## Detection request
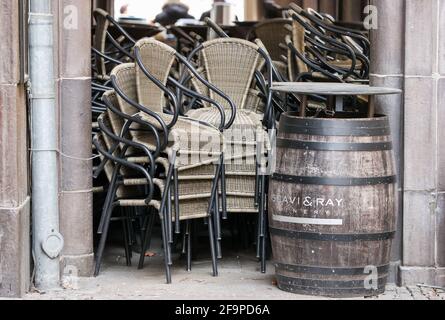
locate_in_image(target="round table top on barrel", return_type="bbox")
[271,82,402,96]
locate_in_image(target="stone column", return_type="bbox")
[318,0,338,18]
[369,0,405,283]
[341,0,363,21]
[0,0,31,297]
[399,0,445,286]
[53,0,94,277]
[302,0,318,11]
[245,0,263,20]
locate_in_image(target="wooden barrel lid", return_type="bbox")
[271,82,402,96]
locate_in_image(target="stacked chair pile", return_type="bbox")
[92,16,276,283]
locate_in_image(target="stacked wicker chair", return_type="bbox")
[94,72,224,283]
[284,4,370,83]
[271,4,371,116]
[94,35,247,282]
[177,21,275,272]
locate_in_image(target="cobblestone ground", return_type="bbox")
[18,246,445,301]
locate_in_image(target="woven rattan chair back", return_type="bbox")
[110,63,140,117]
[103,90,125,136]
[135,38,177,113]
[289,19,308,78]
[93,9,111,78]
[253,19,291,62]
[109,63,155,144]
[199,38,262,112]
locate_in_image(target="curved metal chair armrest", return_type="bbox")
[167,76,226,132]
[111,74,173,144]
[204,18,229,38]
[97,116,156,177]
[174,50,237,130]
[92,47,123,66]
[189,31,204,43]
[285,36,343,82]
[288,10,358,78]
[93,137,154,205]
[105,14,137,45]
[291,3,369,49]
[305,45,352,77]
[133,46,180,129]
[102,91,164,157]
[106,32,134,60]
[170,26,196,45]
[93,82,113,91]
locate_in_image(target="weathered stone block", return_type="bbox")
[59,191,94,256]
[0,0,20,84]
[436,193,445,267]
[59,79,93,192]
[399,266,445,287]
[439,0,445,75]
[0,84,29,208]
[404,77,436,191]
[0,199,30,298]
[60,253,94,278]
[370,0,405,75]
[57,0,92,78]
[405,0,435,76]
[403,191,436,267]
[437,79,445,191]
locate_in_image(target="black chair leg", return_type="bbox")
[214,188,222,259]
[138,209,155,270]
[255,163,260,207]
[186,220,192,272]
[256,217,261,259]
[181,221,187,255]
[121,209,132,267]
[167,187,173,244]
[160,157,175,266]
[126,208,134,259]
[220,155,228,220]
[98,170,119,234]
[174,169,181,234]
[160,214,172,284]
[259,175,267,273]
[94,202,117,277]
[207,215,218,277]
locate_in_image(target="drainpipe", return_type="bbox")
[29,0,64,290]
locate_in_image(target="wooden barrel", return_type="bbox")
[268,112,397,298]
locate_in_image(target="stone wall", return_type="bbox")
[52,0,94,278]
[399,0,445,286]
[371,0,445,286]
[0,0,31,298]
